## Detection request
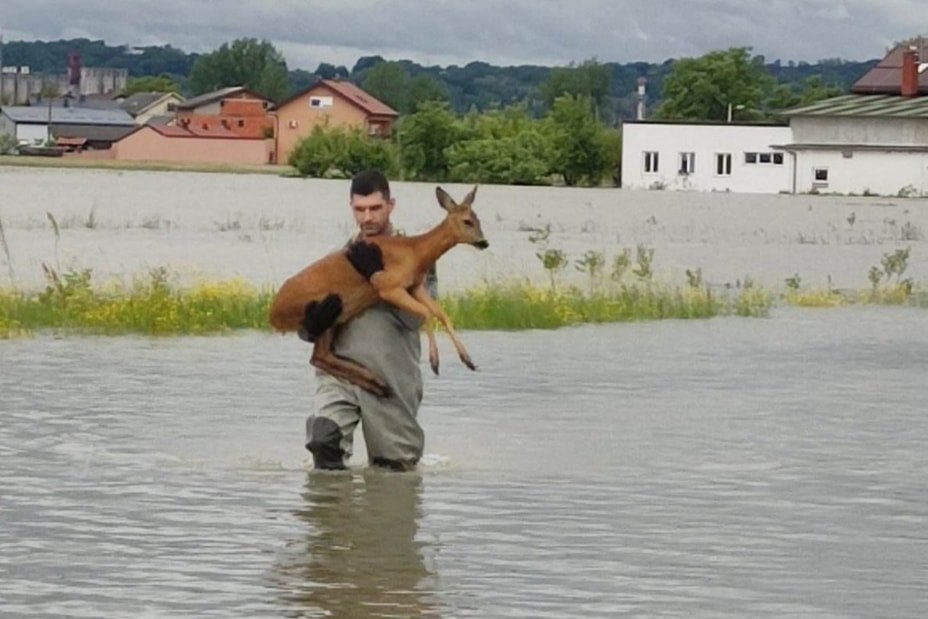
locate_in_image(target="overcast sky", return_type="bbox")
[2,0,925,70]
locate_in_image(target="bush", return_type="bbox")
[288,125,398,178]
[0,134,19,155]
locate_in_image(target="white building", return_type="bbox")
[621,121,792,193]
[620,43,928,197]
[0,105,135,146]
[777,94,928,196]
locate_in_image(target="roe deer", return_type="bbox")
[268,186,488,397]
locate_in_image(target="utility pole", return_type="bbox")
[0,28,5,105]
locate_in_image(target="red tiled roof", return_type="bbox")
[320,79,399,116]
[852,40,928,95]
[275,79,399,117]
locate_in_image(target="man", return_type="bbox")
[305,169,435,471]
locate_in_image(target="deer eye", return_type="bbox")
[463,219,475,227]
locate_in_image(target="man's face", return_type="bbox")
[350,191,394,238]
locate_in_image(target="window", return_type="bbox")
[814,168,829,182]
[745,151,785,165]
[643,151,659,173]
[715,153,732,176]
[679,152,695,174]
[309,96,333,108]
[237,119,245,128]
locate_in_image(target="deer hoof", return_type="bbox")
[460,355,477,371]
[430,359,440,376]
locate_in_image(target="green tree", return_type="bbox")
[406,73,450,112]
[654,47,774,121]
[545,94,611,186]
[446,105,550,184]
[121,73,181,96]
[539,59,611,116]
[397,101,461,180]
[361,61,411,112]
[766,75,843,111]
[188,38,289,101]
[314,62,349,80]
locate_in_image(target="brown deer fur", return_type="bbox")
[268,186,488,397]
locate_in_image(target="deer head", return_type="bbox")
[436,186,489,249]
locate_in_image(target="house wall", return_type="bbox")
[0,113,14,139]
[621,122,793,193]
[135,95,183,125]
[793,149,928,196]
[792,116,928,146]
[113,127,272,165]
[175,98,273,143]
[11,122,49,144]
[274,84,371,164]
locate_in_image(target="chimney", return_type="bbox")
[901,49,919,97]
[636,76,647,121]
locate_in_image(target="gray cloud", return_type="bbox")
[2,0,925,70]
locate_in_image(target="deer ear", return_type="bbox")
[435,186,457,211]
[462,185,478,207]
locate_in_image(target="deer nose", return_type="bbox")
[473,240,489,249]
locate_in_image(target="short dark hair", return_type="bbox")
[350,169,391,199]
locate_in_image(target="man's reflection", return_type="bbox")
[272,469,437,618]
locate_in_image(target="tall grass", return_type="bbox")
[0,266,772,338]
[441,281,769,330]
[0,267,271,337]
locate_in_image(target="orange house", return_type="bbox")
[273,79,398,165]
[173,86,275,140]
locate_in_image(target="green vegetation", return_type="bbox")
[2,242,925,340]
[0,267,271,338]
[655,48,773,122]
[188,38,290,101]
[288,125,399,178]
[290,96,618,186]
[0,265,770,339]
[121,74,182,96]
[359,61,449,114]
[781,248,919,308]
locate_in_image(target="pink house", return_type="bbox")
[113,124,274,165]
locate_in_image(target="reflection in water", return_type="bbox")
[270,470,438,618]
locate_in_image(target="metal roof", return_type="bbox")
[121,92,180,116]
[1,105,136,125]
[783,94,928,119]
[174,86,269,110]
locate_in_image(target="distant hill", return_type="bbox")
[1,38,879,120]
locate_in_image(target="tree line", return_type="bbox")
[289,97,621,187]
[3,37,878,121]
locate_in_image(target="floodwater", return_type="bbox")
[1,167,927,617]
[1,165,927,292]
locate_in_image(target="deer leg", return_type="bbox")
[373,284,442,374]
[310,329,391,398]
[412,283,477,371]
